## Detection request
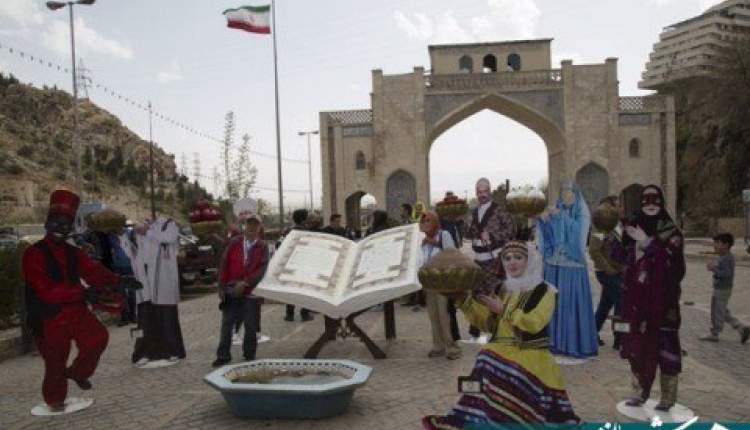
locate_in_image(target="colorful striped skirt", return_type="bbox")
[422,349,580,429]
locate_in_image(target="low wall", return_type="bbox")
[717,217,744,240]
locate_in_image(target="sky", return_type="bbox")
[0,0,724,210]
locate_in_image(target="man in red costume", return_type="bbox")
[23,190,135,412]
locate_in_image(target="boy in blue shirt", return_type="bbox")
[700,233,750,343]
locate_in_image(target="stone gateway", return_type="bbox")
[319,39,676,223]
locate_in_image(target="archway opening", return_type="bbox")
[507,53,521,71]
[385,170,416,220]
[459,55,473,73]
[576,162,610,210]
[482,54,497,73]
[345,191,378,236]
[429,109,548,208]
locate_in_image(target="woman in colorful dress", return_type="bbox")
[423,241,580,429]
[536,182,598,359]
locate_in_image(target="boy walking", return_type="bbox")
[700,233,750,343]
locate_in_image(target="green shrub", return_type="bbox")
[6,163,23,175]
[16,145,33,158]
[0,243,26,330]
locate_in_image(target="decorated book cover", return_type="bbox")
[255,223,421,318]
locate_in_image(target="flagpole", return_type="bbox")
[271,0,285,230]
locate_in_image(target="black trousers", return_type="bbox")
[285,304,311,319]
[217,297,259,361]
[447,298,461,341]
[234,298,262,333]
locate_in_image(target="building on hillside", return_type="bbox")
[640,0,750,90]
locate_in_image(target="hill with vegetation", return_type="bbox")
[672,40,750,234]
[0,73,210,225]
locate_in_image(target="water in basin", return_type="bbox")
[231,369,349,385]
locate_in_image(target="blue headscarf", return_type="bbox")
[537,182,591,265]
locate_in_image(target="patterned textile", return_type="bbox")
[468,202,516,257]
[422,350,579,430]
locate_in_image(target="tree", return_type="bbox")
[221,111,235,198]
[180,152,189,178]
[83,145,93,166]
[674,38,750,220]
[106,145,124,177]
[232,133,258,199]
[257,198,271,216]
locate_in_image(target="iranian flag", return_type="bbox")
[223,5,271,34]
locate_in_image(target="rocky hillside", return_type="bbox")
[0,73,209,225]
[673,40,750,234]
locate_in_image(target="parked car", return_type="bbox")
[0,234,18,251]
[177,225,217,287]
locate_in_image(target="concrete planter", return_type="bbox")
[204,359,372,419]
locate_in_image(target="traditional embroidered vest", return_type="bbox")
[490,282,552,349]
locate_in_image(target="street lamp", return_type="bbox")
[298,130,319,211]
[46,0,97,198]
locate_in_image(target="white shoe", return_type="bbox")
[232,333,242,345]
[168,356,180,362]
[134,358,149,367]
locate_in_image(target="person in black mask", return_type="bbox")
[23,190,139,413]
[619,185,685,411]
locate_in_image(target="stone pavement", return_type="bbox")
[1,257,750,429]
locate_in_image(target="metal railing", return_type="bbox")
[425,69,563,92]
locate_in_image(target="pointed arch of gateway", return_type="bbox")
[425,92,566,200]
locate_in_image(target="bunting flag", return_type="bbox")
[223,5,271,34]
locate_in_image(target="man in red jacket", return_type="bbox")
[213,216,270,367]
[22,190,126,413]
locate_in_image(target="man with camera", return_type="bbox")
[212,215,269,367]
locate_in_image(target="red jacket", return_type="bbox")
[22,235,119,306]
[218,236,269,296]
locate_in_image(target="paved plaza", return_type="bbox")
[1,248,750,429]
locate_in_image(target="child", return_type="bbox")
[700,233,750,343]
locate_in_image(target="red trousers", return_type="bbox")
[35,304,108,406]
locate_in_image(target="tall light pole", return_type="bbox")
[298,130,318,211]
[46,0,96,198]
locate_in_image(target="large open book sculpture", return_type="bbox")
[255,224,421,318]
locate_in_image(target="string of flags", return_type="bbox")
[0,39,308,165]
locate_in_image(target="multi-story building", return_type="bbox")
[640,0,750,90]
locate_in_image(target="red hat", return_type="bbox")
[48,189,80,218]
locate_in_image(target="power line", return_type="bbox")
[0,39,309,165]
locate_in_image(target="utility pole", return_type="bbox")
[192,152,201,183]
[76,57,92,100]
[148,101,156,220]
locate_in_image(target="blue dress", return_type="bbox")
[536,188,598,358]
